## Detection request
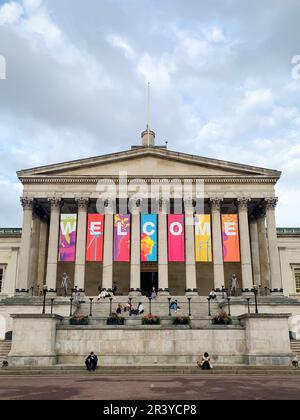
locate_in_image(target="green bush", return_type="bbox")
[142,314,160,325]
[172,316,191,326]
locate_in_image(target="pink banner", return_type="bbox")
[59,214,77,262]
[168,215,185,262]
[86,214,104,262]
[114,214,131,262]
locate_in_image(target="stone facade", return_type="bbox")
[1,136,300,366]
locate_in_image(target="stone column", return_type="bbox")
[37,217,49,289]
[184,199,198,296]
[210,198,224,291]
[265,198,283,295]
[45,197,61,294]
[29,212,41,291]
[249,216,261,288]
[74,197,89,293]
[158,199,169,296]
[102,212,114,291]
[16,197,34,295]
[237,198,253,293]
[256,209,271,290]
[130,207,141,296]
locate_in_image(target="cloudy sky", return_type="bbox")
[0,0,300,227]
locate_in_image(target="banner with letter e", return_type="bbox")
[222,214,240,262]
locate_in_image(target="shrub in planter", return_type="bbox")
[69,315,89,325]
[172,316,191,326]
[212,310,232,325]
[107,313,125,325]
[142,314,160,325]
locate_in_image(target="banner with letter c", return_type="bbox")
[195,214,212,262]
[222,214,240,262]
[141,214,157,262]
[168,214,185,262]
[59,214,77,262]
[86,214,104,262]
[114,214,131,262]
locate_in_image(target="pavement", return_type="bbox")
[0,374,300,400]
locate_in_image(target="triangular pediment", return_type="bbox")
[17,147,281,179]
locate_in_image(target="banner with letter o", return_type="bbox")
[168,214,185,262]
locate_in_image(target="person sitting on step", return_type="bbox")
[197,352,213,370]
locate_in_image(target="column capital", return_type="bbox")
[48,196,62,210]
[236,197,251,211]
[184,197,196,213]
[75,197,89,210]
[209,197,223,212]
[20,197,34,210]
[159,198,170,213]
[264,197,278,210]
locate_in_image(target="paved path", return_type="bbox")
[0,374,300,400]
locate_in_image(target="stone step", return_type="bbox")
[1,365,300,376]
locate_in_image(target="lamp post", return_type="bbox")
[221,285,225,300]
[109,297,113,316]
[42,286,48,314]
[69,298,74,317]
[31,287,34,297]
[187,297,192,317]
[148,297,152,315]
[50,298,55,315]
[37,284,40,297]
[207,297,211,317]
[252,287,259,314]
[129,298,133,316]
[246,298,250,314]
[89,298,94,317]
[227,297,231,316]
[168,297,172,317]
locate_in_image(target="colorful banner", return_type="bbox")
[222,214,240,262]
[114,214,131,262]
[86,214,104,262]
[168,215,185,262]
[141,214,158,262]
[59,214,77,262]
[195,214,212,262]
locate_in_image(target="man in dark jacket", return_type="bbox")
[85,352,98,371]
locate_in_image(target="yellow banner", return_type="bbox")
[195,214,212,262]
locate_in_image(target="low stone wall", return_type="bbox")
[56,325,246,365]
[7,313,294,367]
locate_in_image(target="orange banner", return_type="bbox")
[222,214,240,262]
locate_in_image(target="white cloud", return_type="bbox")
[204,27,226,43]
[107,34,136,59]
[137,53,174,89]
[0,2,24,25]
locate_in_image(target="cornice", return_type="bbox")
[19,175,279,185]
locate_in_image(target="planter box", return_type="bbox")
[107,318,125,326]
[69,318,89,326]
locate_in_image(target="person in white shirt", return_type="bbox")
[209,289,217,300]
[138,302,144,315]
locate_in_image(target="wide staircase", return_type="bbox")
[291,341,300,358]
[79,296,219,319]
[0,341,11,365]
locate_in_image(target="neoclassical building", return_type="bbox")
[0,129,299,300]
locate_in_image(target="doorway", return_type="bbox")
[141,272,158,297]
